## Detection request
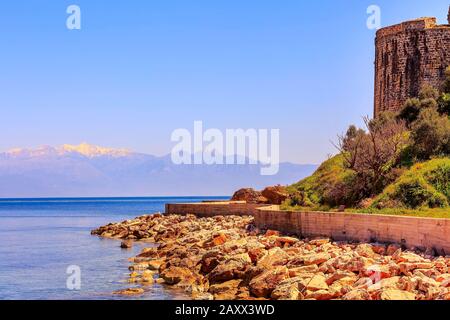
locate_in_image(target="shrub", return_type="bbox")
[399,98,421,124]
[399,85,441,125]
[418,84,440,100]
[282,190,314,208]
[437,93,450,116]
[410,108,450,160]
[442,66,450,93]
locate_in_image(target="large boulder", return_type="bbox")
[160,266,194,285]
[208,253,252,283]
[378,289,416,300]
[249,266,290,298]
[271,278,303,300]
[261,185,289,205]
[230,188,268,204]
[342,289,371,300]
[209,279,242,300]
[257,247,290,269]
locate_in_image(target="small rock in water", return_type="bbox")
[113,288,144,296]
[120,240,133,249]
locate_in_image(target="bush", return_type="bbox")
[399,85,441,124]
[443,66,450,93]
[418,84,440,100]
[438,93,450,116]
[410,108,450,160]
[399,98,421,124]
[282,190,314,208]
[372,158,450,209]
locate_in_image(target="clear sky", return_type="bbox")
[1,0,449,164]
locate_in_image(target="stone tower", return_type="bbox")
[374,8,450,118]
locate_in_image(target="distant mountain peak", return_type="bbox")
[4,143,132,158]
[60,143,131,158]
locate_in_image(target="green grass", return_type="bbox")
[280,205,450,219]
[372,158,450,209]
[346,207,450,219]
[288,154,355,206]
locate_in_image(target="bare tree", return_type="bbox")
[336,114,408,195]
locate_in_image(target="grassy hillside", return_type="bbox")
[286,154,355,208]
[283,157,450,218]
[372,158,449,209]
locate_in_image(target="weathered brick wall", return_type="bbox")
[374,16,450,117]
[255,206,450,255]
[165,202,270,217]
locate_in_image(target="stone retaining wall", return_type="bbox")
[255,206,450,255]
[165,202,450,254]
[165,201,270,217]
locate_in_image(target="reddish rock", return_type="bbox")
[265,230,280,237]
[364,264,391,280]
[120,240,133,249]
[305,289,336,300]
[303,253,331,266]
[395,252,427,264]
[261,185,289,205]
[309,238,330,246]
[342,289,371,300]
[355,244,376,258]
[209,279,242,300]
[249,266,290,298]
[386,244,401,256]
[378,289,416,300]
[212,233,228,247]
[230,188,268,204]
[271,278,303,300]
[257,247,290,269]
[248,247,267,264]
[160,266,194,285]
[303,274,329,292]
[113,288,145,296]
[200,251,224,274]
[208,254,252,283]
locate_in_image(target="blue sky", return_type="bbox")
[1,0,449,164]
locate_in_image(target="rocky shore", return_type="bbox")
[91,214,450,300]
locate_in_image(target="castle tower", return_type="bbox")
[374,11,450,118]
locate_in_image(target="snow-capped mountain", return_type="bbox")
[0,143,317,197]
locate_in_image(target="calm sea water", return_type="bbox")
[0,197,228,300]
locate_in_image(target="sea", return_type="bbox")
[0,196,228,300]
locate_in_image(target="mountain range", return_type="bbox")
[0,143,317,197]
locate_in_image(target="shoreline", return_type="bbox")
[91,213,450,300]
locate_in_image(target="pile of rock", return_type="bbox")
[94,214,450,300]
[91,213,164,241]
